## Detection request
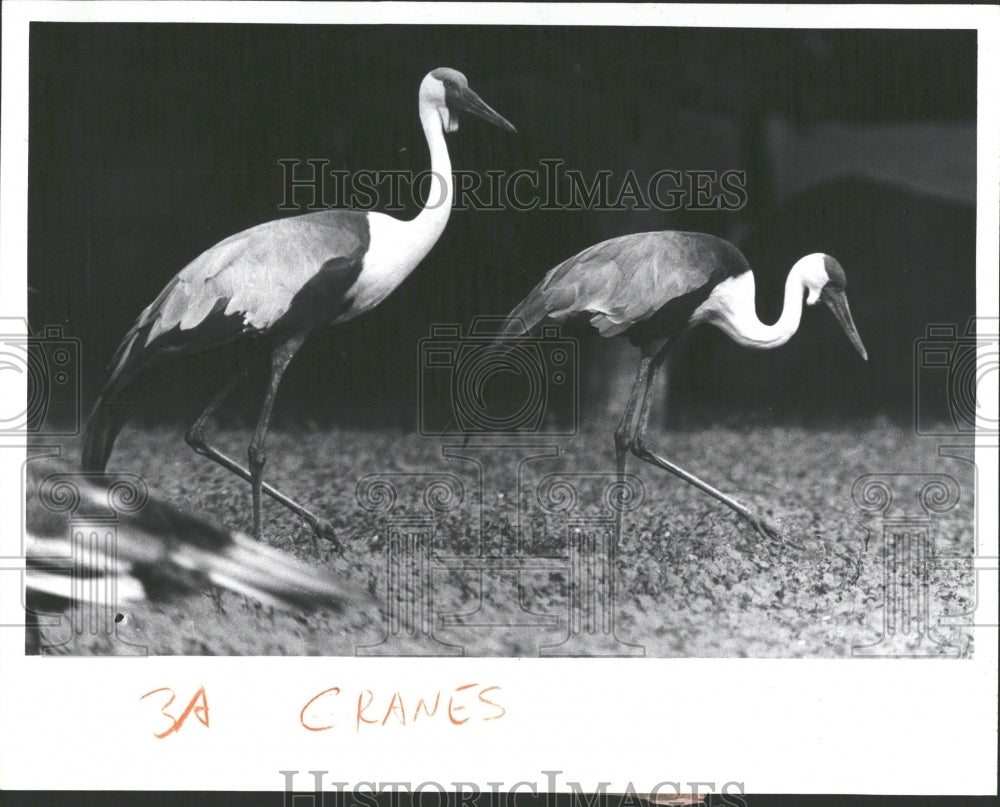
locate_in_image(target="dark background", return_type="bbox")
[27,24,976,431]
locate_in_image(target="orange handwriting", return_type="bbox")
[298,683,506,732]
[140,685,210,739]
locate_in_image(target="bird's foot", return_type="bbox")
[746,512,803,551]
[309,517,340,551]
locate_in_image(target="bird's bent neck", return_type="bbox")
[691,264,806,349]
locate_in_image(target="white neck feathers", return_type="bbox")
[407,103,454,257]
[340,102,455,322]
[366,103,453,270]
[690,264,807,349]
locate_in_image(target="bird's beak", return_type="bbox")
[448,84,517,133]
[820,286,868,361]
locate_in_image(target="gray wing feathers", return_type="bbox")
[106,211,367,384]
[84,211,368,473]
[503,231,734,338]
[142,211,365,343]
[499,286,556,336]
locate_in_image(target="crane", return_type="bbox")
[494,230,868,541]
[82,67,516,542]
[24,457,374,652]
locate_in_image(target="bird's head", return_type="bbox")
[420,68,517,134]
[797,253,868,361]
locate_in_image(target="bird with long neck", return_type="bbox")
[341,68,497,319]
[495,231,868,542]
[81,67,515,543]
[688,252,866,353]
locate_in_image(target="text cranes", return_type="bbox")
[82,68,515,542]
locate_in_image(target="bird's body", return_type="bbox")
[101,210,369,394]
[24,457,373,653]
[497,230,868,540]
[500,231,748,344]
[82,68,515,541]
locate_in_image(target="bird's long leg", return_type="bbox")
[184,354,335,545]
[630,347,788,545]
[613,355,651,541]
[249,336,315,542]
[185,368,248,458]
[186,373,315,518]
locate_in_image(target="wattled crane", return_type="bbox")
[495,231,868,541]
[82,68,516,542]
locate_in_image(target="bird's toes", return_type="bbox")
[312,518,340,550]
[749,513,802,551]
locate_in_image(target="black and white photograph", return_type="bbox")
[1,1,997,797]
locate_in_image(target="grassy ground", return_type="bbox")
[34,418,976,657]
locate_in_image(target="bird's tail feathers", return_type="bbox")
[80,394,122,472]
[26,458,372,614]
[80,329,145,472]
